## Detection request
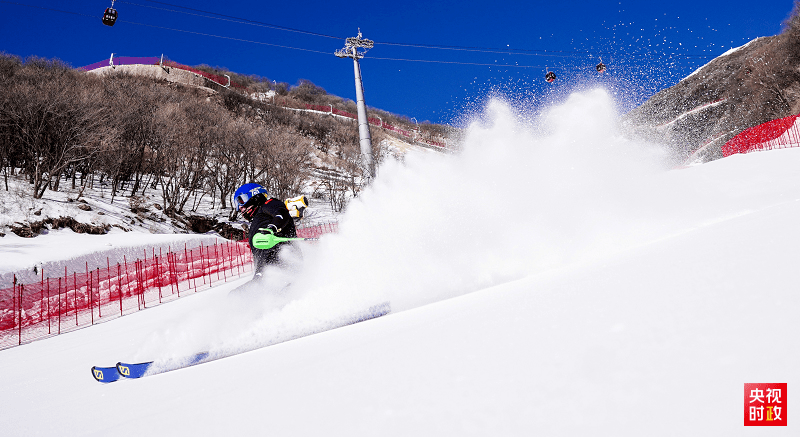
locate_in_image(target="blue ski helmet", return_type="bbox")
[234,183,268,209]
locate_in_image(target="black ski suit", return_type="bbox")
[247,197,297,274]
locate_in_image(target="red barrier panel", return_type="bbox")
[722,114,800,157]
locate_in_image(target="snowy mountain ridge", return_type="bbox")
[624,6,800,164]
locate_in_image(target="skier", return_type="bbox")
[234,183,297,277]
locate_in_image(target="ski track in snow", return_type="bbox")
[656,99,727,130]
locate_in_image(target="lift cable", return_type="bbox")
[368,56,544,68]
[125,0,712,59]
[0,0,713,67]
[124,20,334,55]
[0,1,544,67]
[123,0,598,59]
[124,0,601,58]
[0,0,97,20]
[117,0,342,40]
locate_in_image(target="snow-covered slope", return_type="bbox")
[1,89,798,435]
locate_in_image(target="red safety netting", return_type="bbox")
[0,222,339,349]
[722,114,800,157]
[296,222,338,239]
[79,57,248,90]
[301,103,449,150]
[159,60,249,91]
[0,240,253,349]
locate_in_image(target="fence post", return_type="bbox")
[167,246,176,297]
[136,260,142,308]
[58,277,61,335]
[97,268,102,319]
[107,257,111,317]
[18,284,23,345]
[156,254,162,304]
[141,251,147,309]
[89,270,94,325]
[155,248,162,303]
[140,260,146,309]
[46,278,51,334]
[214,243,220,281]
[205,243,212,285]
[73,272,78,326]
[203,243,211,285]
[198,243,204,286]
[63,266,67,325]
[194,242,206,292]
[235,242,242,276]
[117,263,122,316]
[184,244,190,292]
[12,282,17,345]
[124,255,137,311]
[201,243,208,285]
[143,250,147,303]
[135,260,141,309]
[86,262,92,325]
[174,251,181,297]
[163,247,173,297]
[192,248,197,293]
[221,242,227,283]
[170,251,177,297]
[40,268,44,323]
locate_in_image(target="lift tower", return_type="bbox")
[335,30,375,180]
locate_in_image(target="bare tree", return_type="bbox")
[152,100,220,214]
[1,59,113,198]
[265,131,312,200]
[208,117,249,212]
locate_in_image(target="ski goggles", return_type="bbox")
[235,192,253,207]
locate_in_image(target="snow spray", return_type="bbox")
[142,88,698,359]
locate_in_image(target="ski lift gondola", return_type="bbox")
[596,58,606,73]
[545,71,556,83]
[102,0,117,27]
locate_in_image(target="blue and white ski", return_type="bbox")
[92,302,390,383]
[91,365,121,383]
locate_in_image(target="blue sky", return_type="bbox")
[0,0,795,124]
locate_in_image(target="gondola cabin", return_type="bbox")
[545,71,556,83]
[596,62,606,73]
[102,7,117,26]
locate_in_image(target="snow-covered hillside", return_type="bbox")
[1,89,798,435]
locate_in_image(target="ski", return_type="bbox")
[91,365,121,383]
[91,301,390,383]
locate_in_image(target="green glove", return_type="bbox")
[252,227,316,249]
